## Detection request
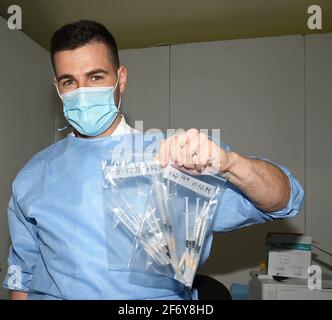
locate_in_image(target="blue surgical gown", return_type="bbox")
[2,133,304,299]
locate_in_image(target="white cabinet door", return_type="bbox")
[170,36,305,179]
[305,33,332,255]
[119,46,170,131]
[170,36,305,286]
[170,35,305,222]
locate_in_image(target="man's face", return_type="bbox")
[53,42,127,105]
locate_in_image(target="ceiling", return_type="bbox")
[0,0,331,51]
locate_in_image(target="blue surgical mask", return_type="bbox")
[58,78,121,137]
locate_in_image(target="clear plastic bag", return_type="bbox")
[147,165,227,287]
[102,154,164,271]
[102,155,227,287]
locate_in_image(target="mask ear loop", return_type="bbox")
[113,71,122,111]
[54,79,64,101]
[53,79,71,132]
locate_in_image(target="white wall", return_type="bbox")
[305,33,332,254]
[305,34,332,279]
[0,16,54,299]
[120,46,170,131]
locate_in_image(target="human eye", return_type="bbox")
[62,79,76,87]
[91,75,104,82]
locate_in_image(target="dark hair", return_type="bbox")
[50,20,120,71]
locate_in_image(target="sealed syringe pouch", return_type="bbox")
[147,165,227,287]
[102,153,164,272]
[102,155,227,287]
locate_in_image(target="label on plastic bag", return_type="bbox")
[104,160,163,179]
[163,166,216,198]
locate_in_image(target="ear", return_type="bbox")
[118,65,128,94]
[53,77,62,98]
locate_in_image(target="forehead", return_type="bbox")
[53,42,115,76]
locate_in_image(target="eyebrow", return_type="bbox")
[56,69,109,83]
[85,68,109,77]
[56,74,74,82]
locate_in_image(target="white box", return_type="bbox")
[266,234,312,279]
[249,271,332,300]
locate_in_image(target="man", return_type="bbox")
[3,20,304,300]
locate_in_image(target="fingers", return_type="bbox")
[159,129,213,170]
[169,131,189,167]
[158,130,185,167]
[179,131,211,171]
[158,128,227,175]
[179,133,200,170]
[170,129,200,169]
